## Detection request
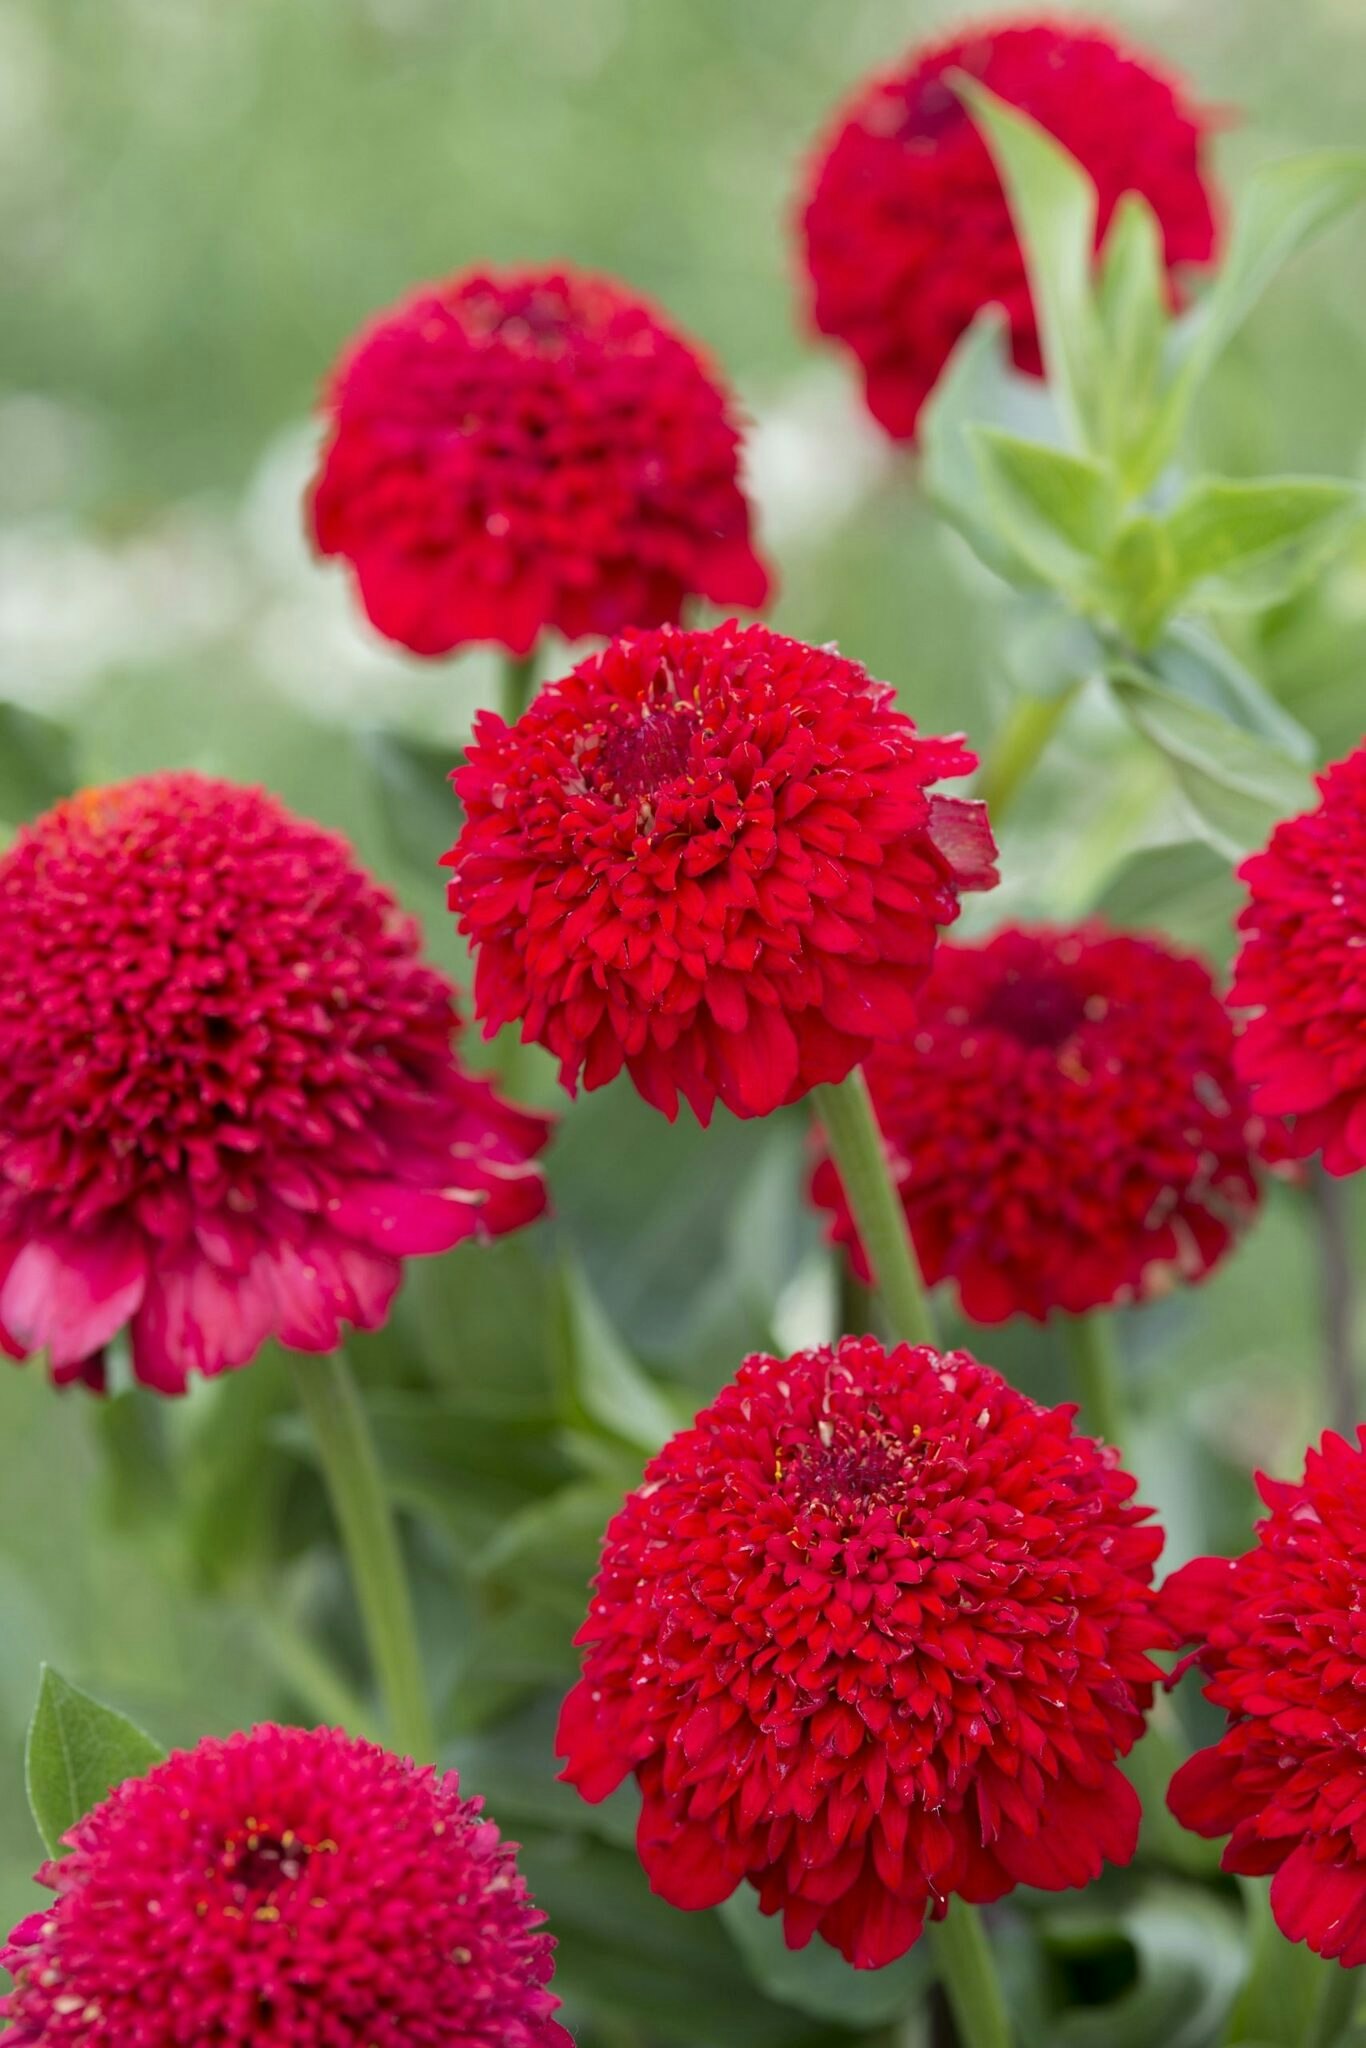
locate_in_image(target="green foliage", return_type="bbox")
[25,1667,164,1857]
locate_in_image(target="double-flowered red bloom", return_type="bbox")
[800,17,1219,438]
[445,620,997,1123]
[812,923,1263,1322]
[1166,1431,1366,1966]
[311,264,770,657]
[0,774,550,1393]
[2,1723,569,2047]
[558,1336,1169,1967]
[1231,740,1366,1178]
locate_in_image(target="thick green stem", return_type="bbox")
[976,688,1077,823]
[502,651,538,723]
[1303,1959,1357,2048]
[1062,1313,1125,1447]
[289,1352,435,1761]
[931,1902,1013,2048]
[1310,1163,1358,1438]
[815,1069,938,1348]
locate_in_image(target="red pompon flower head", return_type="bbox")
[1231,741,1366,1177]
[811,922,1266,1322]
[800,17,1219,438]
[557,1336,1169,1968]
[1,1722,569,2047]
[444,620,998,1124]
[0,774,551,1395]
[310,264,770,657]
[1165,1431,1366,1966]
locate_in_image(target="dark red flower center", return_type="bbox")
[219,1829,313,1898]
[783,1425,921,1514]
[594,707,696,803]
[979,971,1089,1049]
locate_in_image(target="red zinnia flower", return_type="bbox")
[811,923,1264,1323]
[557,1335,1168,1968]
[1231,741,1366,1178]
[1,1722,570,2047]
[0,774,550,1394]
[444,620,997,1124]
[310,264,770,657]
[1166,1431,1366,1965]
[800,18,1219,438]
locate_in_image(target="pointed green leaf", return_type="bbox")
[1095,193,1171,480]
[25,1666,164,1856]
[551,1260,679,1457]
[1108,668,1315,859]
[355,728,462,880]
[969,426,1117,585]
[1099,514,1183,647]
[1149,620,1315,760]
[954,76,1102,450]
[0,704,78,830]
[719,1888,930,2025]
[1161,475,1362,609]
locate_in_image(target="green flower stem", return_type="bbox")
[815,1069,938,1349]
[976,687,1078,824]
[289,1352,435,1762]
[1062,1313,1125,1447]
[1310,1162,1358,1438]
[502,651,538,723]
[931,1901,1014,2048]
[1303,1957,1357,2048]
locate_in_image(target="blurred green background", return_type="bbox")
[1,2,1365,2040]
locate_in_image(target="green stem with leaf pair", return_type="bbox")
[289,1352,435,1762]
[817,1071,1014,2048]
[975,686,1079,824]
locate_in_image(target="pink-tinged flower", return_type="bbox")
[800,17,1219,439]
[1166,1431,1366,1966]
[1231,740,1366,1177]
[558,1336,1169,1967]
[1,1722,569,2047]
[444,621,998,1124]
[811,923,1266,1322]
[0,774,551,1394]
[310,264,770,657]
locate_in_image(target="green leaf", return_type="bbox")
[1140,150,1366,487]
[1098,515,1182,648]
[1148,621,1315,760]
[1161,475,1362,610]
[720,1889,930,2026]
[551,1260,680,1457]
[0,704,79,829]
[920,307,1065,586]
[354,727,462,880]
[954,77,1102,451]
[1108,668,1316,860]
[1095,194,1169,477]
[25,1666,164,1856]
[999,593,1106,703]
[969,427,1117,585]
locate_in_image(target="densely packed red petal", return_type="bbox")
[444,620,997,1124]
[1231,740,1366,1177]
[800,17,1219,438]
[1166,1430,1366,1966]
[811,922,1265,1321]
[558,1336,1169,1967]
[310,265,770,656]
[0,774,551,1393]
[1,1723,569,2047]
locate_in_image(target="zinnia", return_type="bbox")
[0,773,550,1394]
[310,264,770,657]
[1230,739,1366,1177]
[558,1335,1169,1967]
[1,1722,569,2046]
[444,620,997,1124]
[811,922,1265,1322]
[800,17,1219,438]
[1166,1430,1366,1965]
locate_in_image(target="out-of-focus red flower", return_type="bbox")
[800,17,1219,438]
[444,620,997,1123]
[1,1723,570,2047]
[1166,1431,1366,1966]
[811,923,1263,1323]
[558,1335,1169,1967]
[1231,741,1366,1177]
[310,265,770,657]
[0,774,550,1394]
